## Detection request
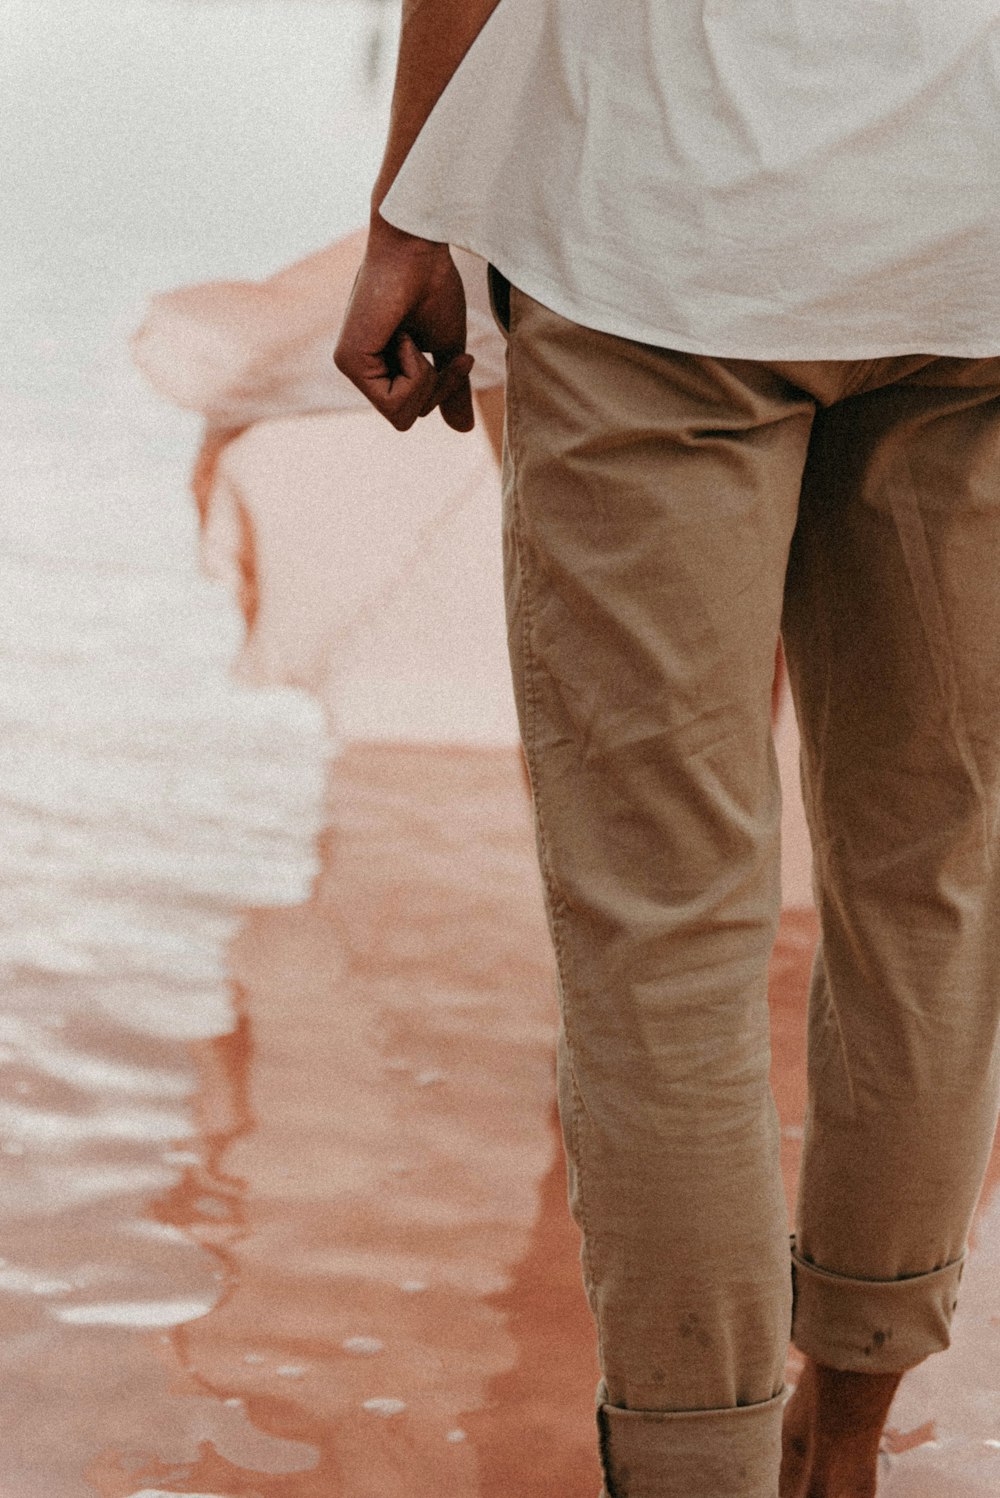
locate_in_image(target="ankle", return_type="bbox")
[782,1356,903,1498]
[804,1477,877,1498]
[808,1357,903,1443]
[802,1432,880,1498]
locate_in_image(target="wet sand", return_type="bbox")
[10,742,988,1498]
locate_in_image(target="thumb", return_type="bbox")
[439,364,476,433]
[418,353,476,432]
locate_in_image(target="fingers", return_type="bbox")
[418,352,476,432]
[338,331,475,433]
[332,333,425,430]
[439,371,475,433]
[333,238,475,434]
[388,331,439,430]
[392,335,476,432]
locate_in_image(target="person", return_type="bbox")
[334,3,1000,1495]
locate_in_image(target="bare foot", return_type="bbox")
[780,1356,904,1498]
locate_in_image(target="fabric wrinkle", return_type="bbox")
[893,451,994,868]
[382,0,1000,358]
[497,291,1000,1493]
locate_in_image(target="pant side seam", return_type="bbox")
[505,321,606,1373]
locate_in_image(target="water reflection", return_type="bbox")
[124,743,569,1498]
[0,635,326,1498]
[0,738,587,1498]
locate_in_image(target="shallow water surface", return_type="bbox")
[5,740,1000,1498]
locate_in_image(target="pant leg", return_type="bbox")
[781,356,1000,1374]
[500,287,816,1498]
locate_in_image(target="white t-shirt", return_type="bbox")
[380,0,1000,359]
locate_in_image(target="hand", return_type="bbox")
[334,216,475,433]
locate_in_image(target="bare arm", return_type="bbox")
[334,0,505,433]
[371,0,505,213]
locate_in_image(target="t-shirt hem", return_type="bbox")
[480,252,1000,362]
[378,199,1000,363]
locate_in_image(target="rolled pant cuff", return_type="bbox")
[790,1236,967,1372]
[596,1381,786,1498]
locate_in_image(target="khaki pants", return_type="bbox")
[496,278,1000,1498]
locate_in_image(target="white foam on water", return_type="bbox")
[362,1398,408,1418]
[0,1101,191,1147]
[0,1018,190,1098]
[128,1491,250,1498]
[0,1264,75,1297]
[52,1296,216,1327]
[342,1335,384,1355]
[2,1166,181,1220]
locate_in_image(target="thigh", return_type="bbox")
[783,357,1000,946]
[502,288,817,924]
[782,358,1000,1284]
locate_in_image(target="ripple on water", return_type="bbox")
[0,391,329,1498]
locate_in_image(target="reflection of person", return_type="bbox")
[336,3,1000,1496]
